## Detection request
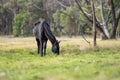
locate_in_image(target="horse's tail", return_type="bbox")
[43,21,56,43]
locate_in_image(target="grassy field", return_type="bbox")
[0,36,120,80]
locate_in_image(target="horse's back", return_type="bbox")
[33,22,43,39]
[33,21,47,40]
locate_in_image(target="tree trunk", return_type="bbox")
[91,0,97,47]
[100,0,110,39]
[109,0,117,39]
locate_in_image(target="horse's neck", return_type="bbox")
[51,39,57,46]
[48,34,57,45]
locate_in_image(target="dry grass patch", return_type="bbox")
[1,36,120,51]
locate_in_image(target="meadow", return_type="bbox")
[0,36,120,80]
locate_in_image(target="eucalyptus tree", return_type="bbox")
[75,0,120,39]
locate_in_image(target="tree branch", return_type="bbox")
[30,1,46,11]
[59,11,74,21]
[75,0,93,22]
[116,11,120,27]
[32,4,46,11]
[85,0,90,5]
[106,9,111,24]
[75,0,107,38]
[56,0,68,9]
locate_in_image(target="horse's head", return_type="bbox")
[52,40,60,55]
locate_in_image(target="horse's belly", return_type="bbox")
[41,32,47,40]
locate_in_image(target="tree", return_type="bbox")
[109,0,120,38]
[0,0,14,35]
[91,0,97,47]
[75,0,120,39]
[53,7,78,37]
[0,0,119,38]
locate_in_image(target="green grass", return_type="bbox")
[0,37,120,80]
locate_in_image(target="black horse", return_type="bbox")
[33,20,60,56]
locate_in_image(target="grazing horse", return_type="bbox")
[33,20,60,56]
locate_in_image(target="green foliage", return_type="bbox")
[53,5,93,36]
[13,11,31,36]
[53,6,80,36]
[13,12,27,36]
[11,0,51,36]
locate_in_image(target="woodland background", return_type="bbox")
[0,0,120,39]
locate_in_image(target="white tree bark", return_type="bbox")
[100,0,110,38]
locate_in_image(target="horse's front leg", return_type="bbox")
[43,40,47,56]
[40,40,43,57]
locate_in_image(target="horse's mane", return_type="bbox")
[42,21,57,44]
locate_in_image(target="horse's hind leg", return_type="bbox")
[36,38,40,54]
[43,40,47,56]
[40,40,44,57]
